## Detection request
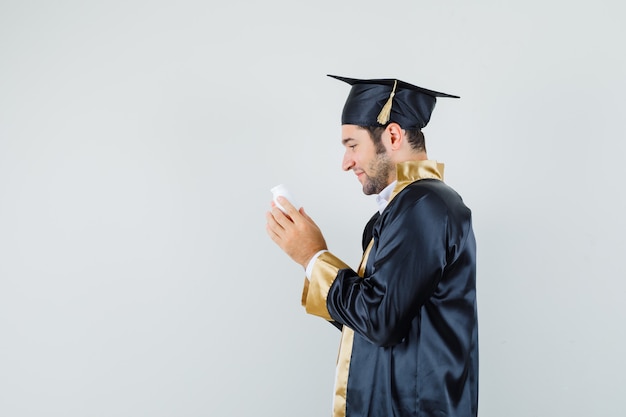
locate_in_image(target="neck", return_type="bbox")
[392,151,428,165]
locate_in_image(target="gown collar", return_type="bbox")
[390,160,444,202]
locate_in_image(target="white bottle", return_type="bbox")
[270,184,301,213]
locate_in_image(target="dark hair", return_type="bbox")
[361,125,426,153]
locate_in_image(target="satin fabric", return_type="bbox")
[302,161,478,417]
[328,178,478,417]
[327,75,459,129]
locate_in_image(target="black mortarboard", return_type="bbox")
[328,74,459,129]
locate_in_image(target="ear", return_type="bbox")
[386,123,404,150]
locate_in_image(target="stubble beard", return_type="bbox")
[362,151,394,195]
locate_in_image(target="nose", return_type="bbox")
[342,151,355,171]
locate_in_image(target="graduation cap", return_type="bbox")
[328,74,459,130]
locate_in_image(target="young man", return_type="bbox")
[265,75,478,417]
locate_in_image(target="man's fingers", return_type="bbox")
[277,196,300,220]
[270,205,295,229]
[299,207,311,221]
[265,222,281,242]
[267,206,299,244]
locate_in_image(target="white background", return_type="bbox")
[1,1,625,416]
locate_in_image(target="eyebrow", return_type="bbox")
[341,137,356,146]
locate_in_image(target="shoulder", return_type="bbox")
[382,180,474,251]
[396,179,467,210]
[384,179,472,234]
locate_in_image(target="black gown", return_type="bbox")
[302,160,478,417]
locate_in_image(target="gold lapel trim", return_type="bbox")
[390,160,444,202]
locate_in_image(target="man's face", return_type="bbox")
[341,125,394,195]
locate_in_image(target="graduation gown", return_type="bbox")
[302,160,478,417]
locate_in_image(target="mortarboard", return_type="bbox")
[328,74,459,129]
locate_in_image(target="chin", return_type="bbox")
[361,186,376,196]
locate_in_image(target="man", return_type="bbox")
[265,75,478,417]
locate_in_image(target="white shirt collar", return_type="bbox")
[375,181,397,214]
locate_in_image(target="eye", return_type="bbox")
[349,145,357,150]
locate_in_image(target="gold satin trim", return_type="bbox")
[333,327,354,417]
[301,252,350,320]
[333,239,373,417]
[391,159,444,202]
[358,240,374,275]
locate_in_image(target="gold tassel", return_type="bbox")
[376,80,398,125]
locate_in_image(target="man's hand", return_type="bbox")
[265,196,328,268]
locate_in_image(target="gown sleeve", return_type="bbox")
[326,190,455,347]
[300,212,380,329]
[301,252,352,320]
